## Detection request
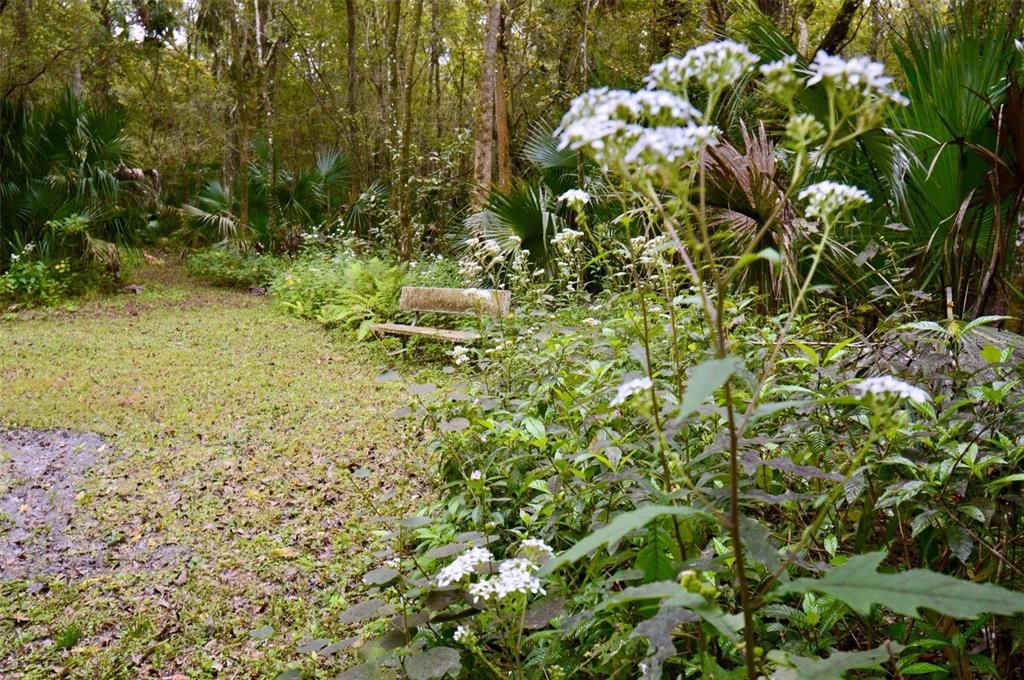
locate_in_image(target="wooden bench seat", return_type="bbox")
[370,286,510,344]
[368,323,480,343]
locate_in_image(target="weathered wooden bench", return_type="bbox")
[370,286,511,344]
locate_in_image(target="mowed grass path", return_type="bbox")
[0,267,439,678]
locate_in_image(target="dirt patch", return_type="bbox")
[0,429,110,580]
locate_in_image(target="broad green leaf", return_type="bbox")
[522,416,546,441]
[362,567,399,586]
[594,581,739,641]
[636,526,676,583]
[783,642,905,680]
[783,552,1024,618]
[404,646,461,680]
[540,505,709,574]
[678,357,739,420]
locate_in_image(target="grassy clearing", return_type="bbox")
[0,265,446,679]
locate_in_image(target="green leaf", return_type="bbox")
[636,526,676,583]
[594,581,740,641]
[784,642,904,680]
[900,661,948,675]
[736,247,781,269]
[986,473,1024,491]
[521,416,546,441]
[404,646,461,680]
[783,552,1024,618]
[362,567,400,586]
[678,357,739,420]
[540,505,708,575]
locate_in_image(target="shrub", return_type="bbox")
[185,248,281,288]
[0,258,69,306]
[270,253,405,339]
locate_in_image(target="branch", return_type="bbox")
[3,47,71,99]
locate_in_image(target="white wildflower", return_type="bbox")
[558,189,591,206]
[759,55,798,97]
[610,376,654,407]
[806,51,909,106]
[798,181,871,222]
[451,345,471,366]
[645,40,759,93]
[621,124,720,166]
[520,538,555,564]
[453,625,471,642]
[551,228,583,248]
[469,560,546,602]
[436,547,493,587]
[852,376,931,403]
[9,253,19,262]
[499,557,537,574]
[556,88,702,165]
[470,469,483,481]
[582,317,600,327]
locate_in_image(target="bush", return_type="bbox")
[0,258,70,306]
[270,253,405,339]
[185,249,281,288]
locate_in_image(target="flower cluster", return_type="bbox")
[798,181,871,222]
[852,376,931,403]
[759,55,798,98]
[436,547,493,587]
[645,40,759,94]
[557,87,713,169]
[551,228,583,250]
[558,189,591,207]
[519,538,555,564]
[806,51,909,107]
[610,376,654,407]
[468,558,545,602]
[451,345,471,366]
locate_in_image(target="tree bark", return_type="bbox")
[817,0,864,55]
[398,0,425,258]
[472,0,510,208]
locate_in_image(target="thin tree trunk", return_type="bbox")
[398,0,425,259]
[344,0,362,192]
[472,0,509,208]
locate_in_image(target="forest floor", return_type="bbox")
[0,263,446,679]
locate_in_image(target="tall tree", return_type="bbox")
[472,0,511,208]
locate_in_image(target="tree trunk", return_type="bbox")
[817,0,864,55]
[472,0,510,208]
[398,0,425,259]
[344,0,361,192]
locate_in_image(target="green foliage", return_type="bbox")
[0,257,69,306]
[0,92,150,295]
[185,248,281,288]
[270,252,405,339]
[785,552,1024,618]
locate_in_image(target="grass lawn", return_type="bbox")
[0,265,445,679]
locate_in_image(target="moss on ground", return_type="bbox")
[0,264,446,679]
